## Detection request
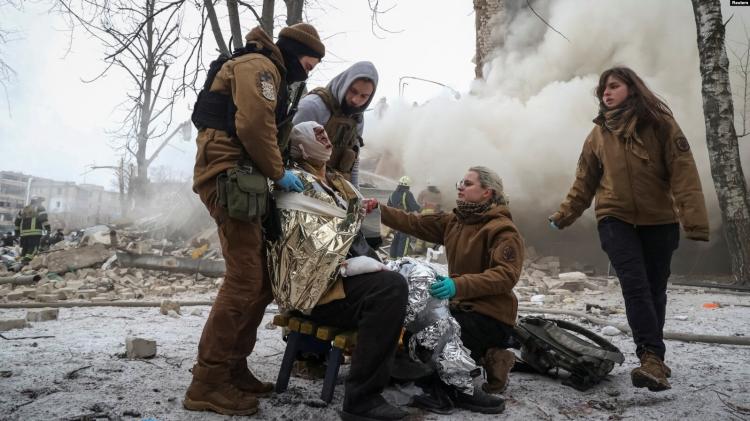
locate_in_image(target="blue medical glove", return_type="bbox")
[276,170,304,192]
[430,275,456,300]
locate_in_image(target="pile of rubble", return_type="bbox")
[515,247,620,307]
[0,225,224,304]
[0,266,222,304]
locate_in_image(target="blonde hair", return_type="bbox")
[469,166,507,205]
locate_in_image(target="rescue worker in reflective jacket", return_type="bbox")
[292,61,378,188]
[414,181,444,253]
[14,196,50,258]
[185,23,325,416]
[387,176,420,258]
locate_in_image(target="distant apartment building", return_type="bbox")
[0,171,120,232]
[0,171,30,233]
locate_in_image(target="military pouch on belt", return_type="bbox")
[216,164,268,221]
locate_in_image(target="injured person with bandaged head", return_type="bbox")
[266,121,410,421]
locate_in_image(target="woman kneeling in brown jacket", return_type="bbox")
[375,166,524,413]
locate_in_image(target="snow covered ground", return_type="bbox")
[0,286,748,421]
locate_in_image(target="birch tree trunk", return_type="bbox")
[691,0,750,285]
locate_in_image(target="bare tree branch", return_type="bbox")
[367,0,402,40]
[526,0,570,43]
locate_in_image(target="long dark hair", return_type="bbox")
[596,67,673,126]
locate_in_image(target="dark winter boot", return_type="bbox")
[482,348,516,394]
[183,365,259,416]
[445,385,505,414]
[409,377,455,415]
[631,351,671,392]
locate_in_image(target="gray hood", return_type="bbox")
[326,61,379,112]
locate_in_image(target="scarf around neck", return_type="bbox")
[599,99,652,162]
[454,200,493,220]
[600,99,641,143]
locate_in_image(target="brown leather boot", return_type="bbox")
[481,348,516,394]
[183,365,259,415]
[631,351,671,391]
[231,359,274,396]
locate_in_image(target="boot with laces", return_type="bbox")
[183,364,259,415]
[631,351,671,392]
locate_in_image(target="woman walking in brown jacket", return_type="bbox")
[549,66,709,392]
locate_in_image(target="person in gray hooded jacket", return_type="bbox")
[292,61,378,188]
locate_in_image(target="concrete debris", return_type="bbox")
[35,294,58,303]
[26,308,59,322]
[166,309,180,318]
[30,243,114,274]
[125,337,157,359]
[601,326,622,336]
[0,265,222,304]
[0,319,28,331]
[189,308,202,317]
[116,251,225,277]
[530,294,546,304]
[159,300,181,315]
[559,271,588,279]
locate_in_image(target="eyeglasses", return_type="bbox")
[455,179,476,190]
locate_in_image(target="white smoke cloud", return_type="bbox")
[365,0,750,236]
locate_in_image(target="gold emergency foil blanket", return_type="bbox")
[267,168,363,313]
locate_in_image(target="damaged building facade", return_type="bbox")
[0,170,121,233]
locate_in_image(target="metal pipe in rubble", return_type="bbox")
[518,306,750,347]
[0,274,42,286]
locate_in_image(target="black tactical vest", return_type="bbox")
[309,87,362,180]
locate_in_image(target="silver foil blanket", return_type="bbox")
[387,258,478,395]
[267,168,363,313]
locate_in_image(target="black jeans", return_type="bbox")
[20,235,41,257]
[310,270,408,413]
[451,309,514,362]
[598,217,679,360]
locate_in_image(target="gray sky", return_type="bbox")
[0,1,475,189]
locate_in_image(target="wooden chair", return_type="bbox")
[273,313,358,403]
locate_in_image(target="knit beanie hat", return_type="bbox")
[277,23,325,59]
[290,121,332,163]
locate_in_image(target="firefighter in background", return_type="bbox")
[387,176,421,258]
[414,180,444,253]
[14,196,50,258]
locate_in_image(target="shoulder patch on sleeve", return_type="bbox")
[502,245,517,263]
[675,136,690,152]
[257,70,276,101]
